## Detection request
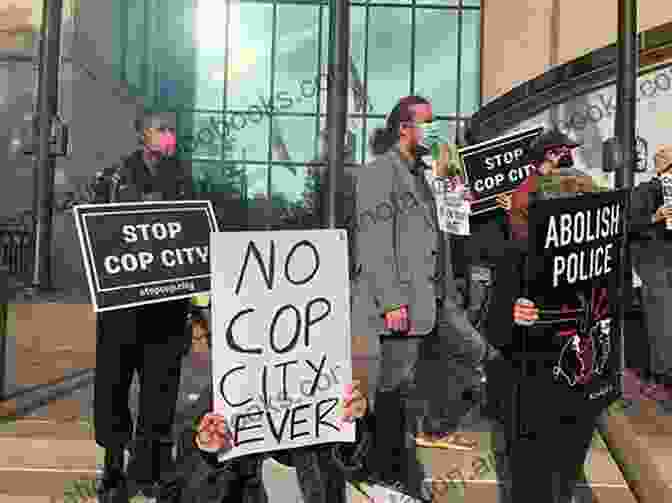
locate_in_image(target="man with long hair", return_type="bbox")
[352,96,499,491]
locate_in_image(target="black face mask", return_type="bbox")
[558,155,574,169]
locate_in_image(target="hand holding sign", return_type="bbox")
[383,304,410,334]
[195,413,235,453]
[341,381,368,423]
[513,298,539,326]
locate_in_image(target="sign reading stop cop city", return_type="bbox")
[461,126,544,216]
[73,201,219,312]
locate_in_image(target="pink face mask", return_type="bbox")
[159,130,177,156]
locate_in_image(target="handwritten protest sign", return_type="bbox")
[527,191,626,409]
[461,126,543,216]
[429,177,470,235]
[72,200,218,311]
[210,229,354,460]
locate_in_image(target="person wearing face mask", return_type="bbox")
[630,144,672,399]
[94,113,192,503]
[486,129,608,503]
[353,96,499,495]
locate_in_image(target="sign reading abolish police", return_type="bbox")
[461,126,543,215]
[210,229,354,461]
[527,190,626,408]
[73,200,219,312]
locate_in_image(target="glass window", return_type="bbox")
[245,164,271,201]
[460,9,481,114]
[463,0,481,6]
[226,3,274,111]
[275,5,321,115]
[369,0,411,5]
[417,0,458,5]
[414,9,459,115]
[227,112,272,162]
[272,117,317,163]
[194,0,227,110]
[350,7,370,118]
[365,7,412,115]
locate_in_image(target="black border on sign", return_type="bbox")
[72,200,219,312]
[460,126,544,213]
[526,190,627,411]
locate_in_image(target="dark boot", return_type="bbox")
[154,439,176,483]
[98,448,129,503]
[372,389,407,484]
[126,436,155,496]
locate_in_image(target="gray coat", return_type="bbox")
[349,146,457,343]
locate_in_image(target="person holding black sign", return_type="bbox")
[486,129,607,502]
[630,144,672,398]
[95,113,192,503]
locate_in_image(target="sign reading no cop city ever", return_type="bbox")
[73,200,219,312]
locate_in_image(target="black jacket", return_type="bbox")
[630,177,669,242]
[164,384,375,503]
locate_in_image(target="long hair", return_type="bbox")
[369,95,430,155]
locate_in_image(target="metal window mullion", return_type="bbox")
[410,1,416,95]
[362,1,370,164]
[266,1,279,228]
[142,0,150,104]
[455,0,463,142]
[314,3,324,160]
[120,0,128,83]
[222,0,232,161]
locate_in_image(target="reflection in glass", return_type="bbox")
[414,9,458,115]
[463,0,481,6]
[275,5,320,115]
[228,112,271,162]
[460,10,481,115]
[225,2,274,111]
[272,117,316,163]
[366,7,412,114]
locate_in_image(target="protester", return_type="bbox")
[94,113,191,503]
[630,144,672,398]
[160,380,375,503]
[486,129,605,502]
[352,96,499,494]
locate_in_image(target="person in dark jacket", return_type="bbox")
[486,129,604,503]
[630,144,672,397]
[95,113,192,503]
[159,381,375,503]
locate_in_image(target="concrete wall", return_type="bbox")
[482,0,672,104]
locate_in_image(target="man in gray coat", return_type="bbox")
[350,96,498,489]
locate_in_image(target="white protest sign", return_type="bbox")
[428,175,471,235]
[210,229,354,461]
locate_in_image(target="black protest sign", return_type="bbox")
[527,190,626,408]
[73,200,219,311]
[210,229,353,460]
[461,126,543,216]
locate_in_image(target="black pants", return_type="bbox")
[488,359,598,502]
[94,301,188,450]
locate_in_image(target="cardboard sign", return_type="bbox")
[210,229,354,460]
[527,191,626,407]
[426,175,470,235]
[461,126,543,215]
[72,200,219,312]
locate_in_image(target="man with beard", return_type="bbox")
[352,96,499,496]
[487,129,607,502]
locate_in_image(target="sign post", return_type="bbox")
[72,200,219,311]
[210,229,354,461]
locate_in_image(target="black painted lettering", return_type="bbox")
[304,297,331,346]
[275,360,299,400]
[289,403,312,440]
[219,365,253,407]
[285,240,320,286]
[234,412,265,446]
[269,304,301,354]
[235,240,275,295]
[267,408,292,443]
[305,354,328,397]
[315,398,339,437]
[226,308,262,354]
